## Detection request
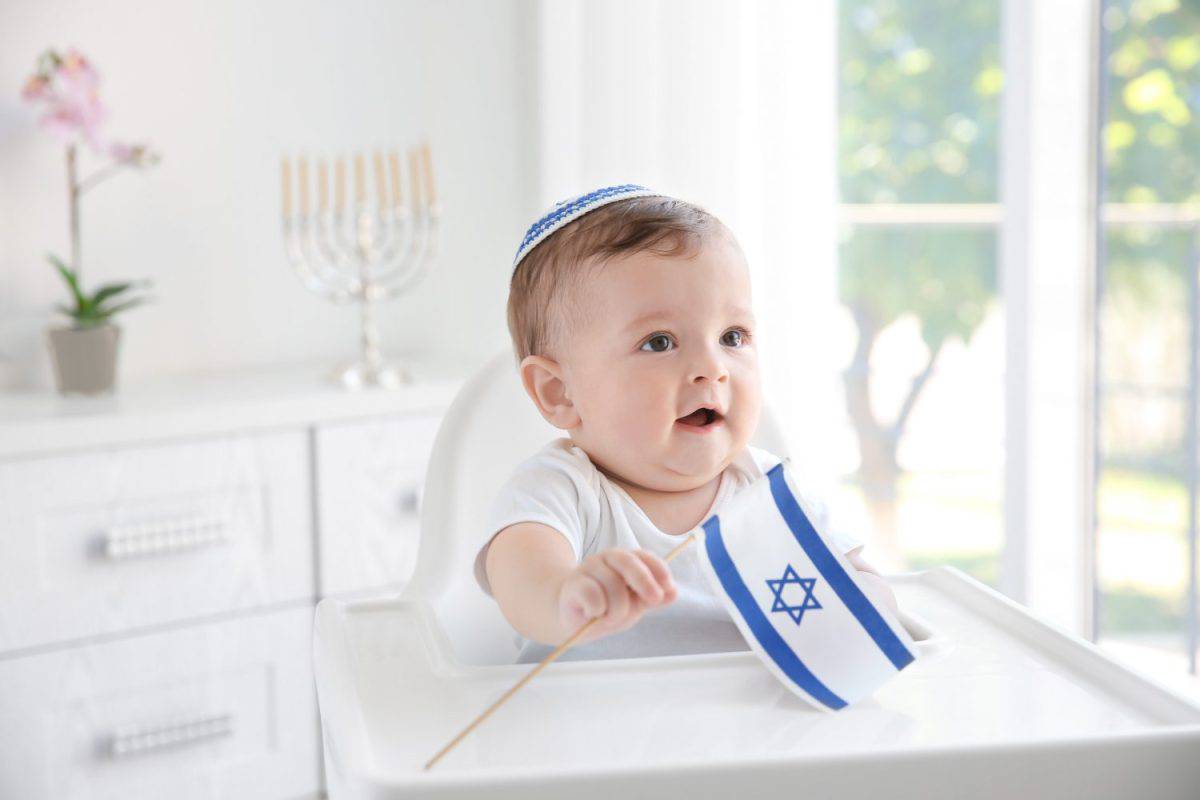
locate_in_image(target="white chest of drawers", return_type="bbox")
[0,431,313,653]
[0,363,465,799]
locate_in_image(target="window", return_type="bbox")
[837,0,1004,584]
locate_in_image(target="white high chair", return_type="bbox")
[314,353,1200,799]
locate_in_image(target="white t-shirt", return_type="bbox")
[474,438,865,663]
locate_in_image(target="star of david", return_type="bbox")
[765,564,822,625]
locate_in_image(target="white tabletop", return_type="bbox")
[320,570,1200,781]
[0,358,471,460]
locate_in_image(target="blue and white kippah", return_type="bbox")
[512,183,664,271]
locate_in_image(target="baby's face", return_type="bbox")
[559,235,762,492]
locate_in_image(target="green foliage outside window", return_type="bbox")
[839,0,1000,204]
[1103,0,1200,205]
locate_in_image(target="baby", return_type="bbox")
[474,185,897,663]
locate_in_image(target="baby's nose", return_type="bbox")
[688,351,730,383]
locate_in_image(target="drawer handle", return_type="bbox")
[104,712,234,759]
[102,515,229,560]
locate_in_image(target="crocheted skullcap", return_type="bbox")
[512,183,665,271]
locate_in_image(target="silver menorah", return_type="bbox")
[280,143,440,389]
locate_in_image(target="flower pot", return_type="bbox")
[46,323,121,395]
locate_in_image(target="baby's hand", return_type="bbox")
[557,549,678,639]
[855,570,899,616]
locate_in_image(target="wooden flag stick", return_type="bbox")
[423,534,697,771]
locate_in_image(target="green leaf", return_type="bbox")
[92,297,151,321]
[72,315,109,329]
[46,253,87,311]
[90,281,141,310]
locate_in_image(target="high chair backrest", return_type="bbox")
[411,351,790,665]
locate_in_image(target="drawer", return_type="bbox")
[0,431,314,653]
[0,605,320,799]
[316,413,442,597]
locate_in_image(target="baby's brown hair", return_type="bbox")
[507,196,727,360]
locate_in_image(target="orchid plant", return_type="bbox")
[22,48,157,326]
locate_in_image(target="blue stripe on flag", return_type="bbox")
[702,516,847,710]
[766,464,915,672]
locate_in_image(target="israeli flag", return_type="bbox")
[696,462,918,711]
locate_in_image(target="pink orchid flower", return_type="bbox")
[20,74,50,102]
[20,47,159,279]
[23,48,111,153]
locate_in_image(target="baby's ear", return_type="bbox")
[519,355,581,430]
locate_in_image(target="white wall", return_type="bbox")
[0,0,538,390]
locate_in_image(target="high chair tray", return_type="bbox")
[314,566,1200,799]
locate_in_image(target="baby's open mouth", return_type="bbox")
[676,407,722,428]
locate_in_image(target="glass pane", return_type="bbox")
[833,225,1002,582]
[1101,1,1200,205]
[839,0,1001,203]
[1096,224,1194,673]
[837,0,1003,583]
[1097,0,1200,683]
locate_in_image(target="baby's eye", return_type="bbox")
[721,328,747,348]
[640,333,675,353]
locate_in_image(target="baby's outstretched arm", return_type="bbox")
[485,522,678,647]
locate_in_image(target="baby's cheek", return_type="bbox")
[607,387,663,433]
[592,393,643,438]
[733,382,762,436]
[729,402,760,445]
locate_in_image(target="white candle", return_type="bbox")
[334,158,346,215]
[354,153,366,205]
[317,160,329,213]
[281,157,292,218]
[408,148,421,209]
[388,151,402,210]
[374,151,387,212]
[297,156,310,216]
[421,142,436,207]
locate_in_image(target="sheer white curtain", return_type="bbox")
[534,0,846,484]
